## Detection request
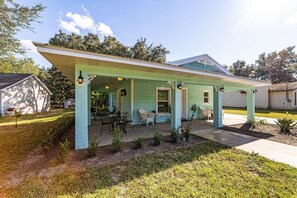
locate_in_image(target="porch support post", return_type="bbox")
[171,82,181,130]
[88,85,91,126]
[213,86,222,128]
[109,93,113,112]
[75,66,88,150]
[247,89,255,122]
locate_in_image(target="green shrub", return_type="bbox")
[112,126,123,152]
[153,131,163,146]
[258,119,268,125]
[134,137,144,149]
[59,139,71,162]
[42,115,74,151]
[276,118,297,135]
[184,122,191,140]
[170,127,181,143]
[251,118,257,128]
[87,137,100,157]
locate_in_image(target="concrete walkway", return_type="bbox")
[192,128,297,168]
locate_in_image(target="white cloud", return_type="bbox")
[66,12,97,32]
[59,19,80,34]
[284,12,297,25]
[59,5,113,37]
[20,39,37,53]
[97,22,114,37]
[81,4,90,16]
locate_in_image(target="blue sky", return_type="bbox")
[17,0,297,68]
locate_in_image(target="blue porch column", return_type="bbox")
[247,89,255,122]
[213,86,222,128]
[88,85,91,126]
[75,67,89,150]
[171,82,181,130]
[109,93,114,112]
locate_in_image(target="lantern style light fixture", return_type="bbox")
[117,77,123,81]
[77,70,84,84]
[105,85,110,89]
[177,81,184,90]
[253,89,258,94]
[120,89,127,96]
[219,85,225,92]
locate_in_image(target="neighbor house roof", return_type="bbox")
[269,82,297,92]
[0,73,52,94]
[0,73,32,90]
[33,42,271,88]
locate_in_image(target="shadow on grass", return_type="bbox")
[19,141,228,197]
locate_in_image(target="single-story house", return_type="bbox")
[64,98,75,109]
[223,82,297,110]
[0,73,52,116]
[34,42,270,150]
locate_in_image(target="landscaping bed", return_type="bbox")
[222,123,297,146]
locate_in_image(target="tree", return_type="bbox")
[0,0,45,57]
[43,66,74,107]
[49,31,169,63]
[253,46,297,83]
[229,60,254,78]
[0,55,44,77]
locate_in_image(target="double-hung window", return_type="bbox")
[203,91,210,104]
[157,88,171,113]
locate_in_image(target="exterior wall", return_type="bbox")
[2,76,51,115]
[222,86,269,109]
[130,79,213,123]
[269,90,297,110]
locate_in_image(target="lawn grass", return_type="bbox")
[224,107,297,120]
[8,141,297,197]
[0,109,74,175]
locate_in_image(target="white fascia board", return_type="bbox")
[36,45,270,87]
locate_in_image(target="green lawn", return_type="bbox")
[0,109,74,175]
[224,107,297,120]
[8,141,297,197]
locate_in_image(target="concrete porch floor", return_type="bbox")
[89,118,217,146]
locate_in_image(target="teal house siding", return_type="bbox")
[185,84,213,119]
[181,62,223,73]
[119,79,214,124]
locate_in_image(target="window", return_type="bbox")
[157,88,171,113]
[203,91,210,104]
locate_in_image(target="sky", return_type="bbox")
[16,0,297,68]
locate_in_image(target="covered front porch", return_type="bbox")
[35,43,270,150]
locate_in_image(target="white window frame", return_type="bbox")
[203,90,211,105]
[156,87,171,114]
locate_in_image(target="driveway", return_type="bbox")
[221,113,277,125]
[192,128,297,168]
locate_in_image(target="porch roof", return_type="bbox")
[34,42,270,87]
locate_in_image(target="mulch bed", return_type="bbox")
[222,123,297,146]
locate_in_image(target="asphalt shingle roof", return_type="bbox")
[269,82,297,92]
[0,73,32,90]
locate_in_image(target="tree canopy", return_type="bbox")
[49,30,169,63]
[0,0,45,58]
[229,46,297,83]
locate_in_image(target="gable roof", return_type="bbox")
[0,73,52,94]
[0,73,32,90]
[269,82,297,92]
[169,54,231,75]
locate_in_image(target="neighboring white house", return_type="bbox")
[0,73,52,115]
[223,82,297,110]
[269,82,297,110]
[64,98,75,109]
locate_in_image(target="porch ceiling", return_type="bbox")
[34,42,271,88]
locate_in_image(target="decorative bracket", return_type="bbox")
[87,74,96,84]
